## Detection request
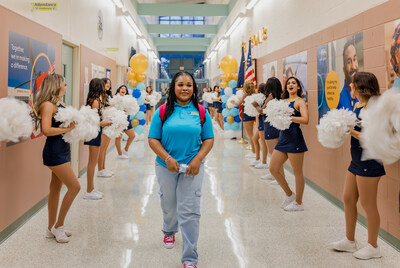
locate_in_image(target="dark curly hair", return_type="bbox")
[265,77,283,100]
[282,76,303,99]
[352,72,380,101]
[86,78,107,107]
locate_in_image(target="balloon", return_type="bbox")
[224,87,233,96]
[136,73,146,82]
[230,108,239,117]
[220,55,238,74]
[224,122,232,131]
[232,87,237,94]
[234,115,241,122]
[127,70,136,80]
[137,97,145,106]
[129,54,149,73]
[228,73,234,80]
[134,111,145,120]
[222,103,226,109]
[134,125,145,134]
[224,117,227,122]
[131,118,139,127]
[233,73,238,81]
[129,79,138,88]
[139,104,146,112]
[132,89,141,98]
[139,119,146,125]
[229,80,237,88]
[222,109,230,117]
[140,90,147,99]
[227,115,235,123]
[137,82,146,91]
[232,122,241,131]
[221,89,225,95]
[221,73,230,82]
[221,95,230,103]
[220,81,228,89]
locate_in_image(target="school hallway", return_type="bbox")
[0,125,399,268]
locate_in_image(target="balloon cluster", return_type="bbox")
[218,56,242,138]
[127,54,148,137]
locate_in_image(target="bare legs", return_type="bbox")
[98,134,111,171]
[216,112,224,130]
[87,145,100,193]
[48,163,80,229]
[343,172,381,247]
[258,131,268,164]
[115,129,135,155]
[243,121,255,154]
[266,139,284,177]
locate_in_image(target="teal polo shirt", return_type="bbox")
[148,101,214,168]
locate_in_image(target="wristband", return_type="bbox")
[165,155,171,162]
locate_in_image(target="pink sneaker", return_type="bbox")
[163,235,175,249]
[184,264,197,268]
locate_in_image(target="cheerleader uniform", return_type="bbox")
[258,114,265,131]
[348,105,385,177]
[217,101,223,113]
[275,97,307,153]
[42,103,71,166]
[126,116,133,130]
[84,98,103,147]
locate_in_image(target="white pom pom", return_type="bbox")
[360,90,400,164]
[264,99,294,130]
[244,93,265,116]
[54,106,80,143]
[226,95,239,109]
[224,87,233,96]
[154,92,162,102]
[202,92,213,103]
[141,90,147,99]
[147,95,158,107]
[236,90,244,99]
[0,97,32,143]
[316,109,357,148]
[102,107,129,138]
[109,94,140,116]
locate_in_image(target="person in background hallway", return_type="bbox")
[84,78,112,200]
[97,77,114,177]
[148,71,214,268]
[35,73,80,243]
[214,86,224,130]
[269,77,308,212]
[114,85,136,159]
[145,86,155,125]
[332,72,385,260]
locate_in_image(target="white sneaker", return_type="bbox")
[50,226,70,243]
[83,190,103,200]
[270,179,279,185]
[117,154,129,159]
[94,189,104,197]
[331,237,358,253]
[46,227,71,238]
[104,169,114,175]
[284,201,304,211]
[260,173,274,180]
[122,149,128,156]
[353,243,381,260]
[97,169,113,177]
[281,193,296,209]
[255,163,268,169]
[245,152,256,158]
[249,160,260,167]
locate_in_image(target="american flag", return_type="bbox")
[245,39,256,84]
[237,44,245,89]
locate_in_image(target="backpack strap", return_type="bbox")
[159,103,167,122]
[159,102,205,127]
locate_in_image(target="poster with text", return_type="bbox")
[262,61,277,82]
[317,32,364,120]
[384,19,400,89]
[283,51,307,101]
[8,31,56,143]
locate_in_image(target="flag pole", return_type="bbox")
[238,42,248,144]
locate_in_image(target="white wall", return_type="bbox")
[205,0,388,80]
[0,0,159,81]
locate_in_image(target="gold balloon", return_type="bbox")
[220,81,228,89]
[221,73,230,82]
[220,55,238,74]
[136,73,146,82]
[131,118,139,127]
[129,79,138,88]
[228,73,235,80]
[129,54,149,73]
[127,70,136,80]
[233,73,238,81]
[227,116,235,123]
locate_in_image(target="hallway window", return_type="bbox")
[159,16,205,38]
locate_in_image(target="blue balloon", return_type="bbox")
[231,122,241,131]
[222,108,229,117]
[223,117,227,123]
[234,115,241,122]
[139,104,146,112]
[137,82,146,91]
[224,122,232,131]
[134,125,145,134]
[230,108,239,117]
[134,111,145,120]
[232,87,237,94]
[221,89,225,95]
[137,97,145,106]
[234,106,239,109]
[132,89,141,98]
[221,95,230,103]
[139,119,146,125]
[222,103,226,109]
[229,80,237,88]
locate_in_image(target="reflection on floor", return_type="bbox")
[1,125,399,267]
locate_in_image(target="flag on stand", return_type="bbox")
[245,39,256,85]
[237,44,245,120]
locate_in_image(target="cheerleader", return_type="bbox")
[35,73,80,243]
[97,77,114,177]
[214,86,224,130]
[114,85,136,159]
[230,80,259,160]
[84,78,112,200]
[269,77,308,211]
[145,86,155,125]
[332,72,385,260]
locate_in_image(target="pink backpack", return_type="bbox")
[159,103,206,127]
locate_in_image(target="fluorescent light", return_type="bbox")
[214,39,226,51]
[203,58,209,64]
[141,38,151,50]
[112,0,124,9]
[225,14,244,37]
[246,0,258,10]
[208,51,216,60]
[125,15,142,36]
